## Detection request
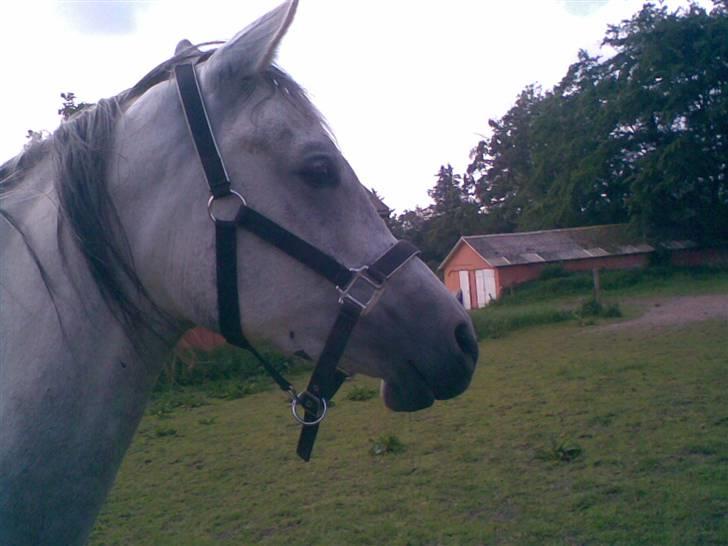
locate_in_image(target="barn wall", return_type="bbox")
[496,263,543,294]
[442,243,491,300]
[670,247,728,267]
[178,327,227,351]
[563,253,650,274]
[496,253,651,296]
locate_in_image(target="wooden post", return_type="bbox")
[592,268,601,303]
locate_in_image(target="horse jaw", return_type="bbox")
[380,379,435,412]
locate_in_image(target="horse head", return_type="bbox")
[112,0,478,412]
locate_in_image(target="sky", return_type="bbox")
[0,0,711,212]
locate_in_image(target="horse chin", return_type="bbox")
[380,379,435,412]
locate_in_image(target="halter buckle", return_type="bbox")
[337,267,383,312]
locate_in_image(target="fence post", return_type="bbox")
[592,268,601,303]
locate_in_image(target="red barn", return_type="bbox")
[439,224,690,309]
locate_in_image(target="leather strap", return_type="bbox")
[215,219,293,393]
[235,205,352,288]
[296,301,360,461]
[174,63,231,198]
[367,240,419,282]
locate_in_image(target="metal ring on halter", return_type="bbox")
[291,395,328,426]
[207,190,246,222]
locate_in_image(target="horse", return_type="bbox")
[0,2,478,544]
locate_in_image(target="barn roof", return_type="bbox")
[439,224,660,270]
[366,189,390,219]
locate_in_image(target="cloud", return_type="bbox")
[55,1,146,34]
[562,0,610,17]
[0,0,716,211]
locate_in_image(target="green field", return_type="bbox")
[90,272,728,545]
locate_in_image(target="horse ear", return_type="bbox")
[175,39,201,56]
[204,0,298,80]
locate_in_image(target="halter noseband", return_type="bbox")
[174,63,419,461]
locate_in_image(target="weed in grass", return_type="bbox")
[147,392,208,417]
[346,385,378,401]
[369,434,406,456]
[198,417,217,426]
[535,437,583,463]
[154,427,177,438]
[588,413,617,427]
[206,380,261,400]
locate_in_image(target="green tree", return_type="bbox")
[601,2,728,241]
[388,165,492,269]
[25,92,94,145]
[467,2,728,242]
[57,92,93,120]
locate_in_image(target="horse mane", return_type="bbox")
[0,44,328,344]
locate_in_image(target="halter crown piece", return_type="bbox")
[174,63,419,460]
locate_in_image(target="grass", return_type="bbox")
[469,265,728,340]
[88,271,728,545]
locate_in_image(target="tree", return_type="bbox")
[25,92,94,145]
[465,2,728,242]
[600,3,728,241]
[57,92,93,120]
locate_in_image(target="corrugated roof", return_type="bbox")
[366,189,390,218]
[441,224,657,270]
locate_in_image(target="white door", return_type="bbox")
[458,270,471,310]
[475,269,497,307]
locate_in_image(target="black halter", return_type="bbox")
[174,63,419,461]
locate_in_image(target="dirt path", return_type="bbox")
[598,293,728,332]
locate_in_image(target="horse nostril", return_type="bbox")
[454,322,479,364]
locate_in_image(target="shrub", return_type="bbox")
[147,392,208,417]
[539,263,569,280]
[577,298,622,319]
[369,434,406,456]
[346,385,378,402]
[471,306,573,340]
[156,345,307,390]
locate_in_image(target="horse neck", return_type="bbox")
[0,153,177,545]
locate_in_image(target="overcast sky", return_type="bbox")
[0,0,710,212]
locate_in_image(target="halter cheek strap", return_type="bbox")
[174,62,420,461]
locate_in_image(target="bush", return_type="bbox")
[539,263,569,280]
[157,345,299,389]
[346,385,378,401]
[577,298,622,319]
[499,273,593,304]
[149,345,311,415]
[369,434,406,456]
[471,305,573,340]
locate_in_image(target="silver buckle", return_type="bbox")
[336,267,383,311]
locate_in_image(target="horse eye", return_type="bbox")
[298,157,339,187]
